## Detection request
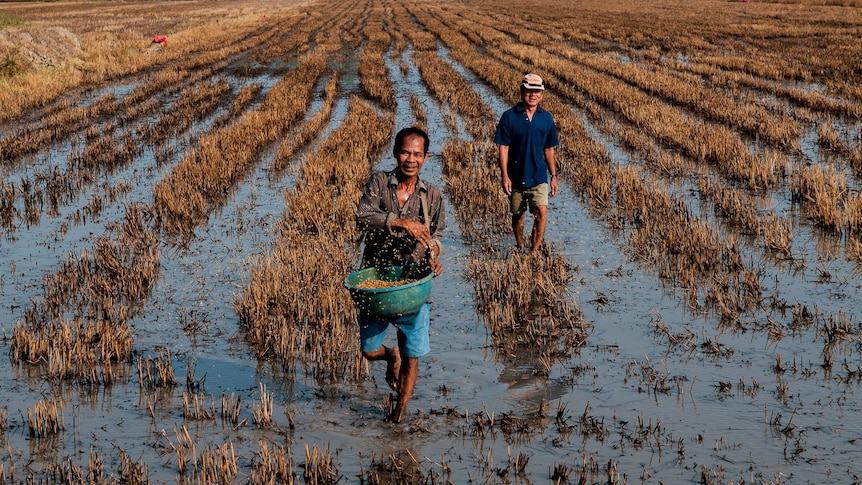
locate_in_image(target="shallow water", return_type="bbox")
[2,20,862,485]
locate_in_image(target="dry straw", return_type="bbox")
[417,2,782,323]
[220,392,243,427]
[4,0,862,480]
[270,74,340,177]
[138,347,176,389]
[236,96,394,379]
[26,398,64,437]
[182,391,216,421]
[252,382,274,428]
[359,16,395,109]
[152,46,336,236]
[406,18,587,364]
[249,441,295,484]
[303,444,338,484]
[0,5,300,124]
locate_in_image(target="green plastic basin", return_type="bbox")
[343,264,433,318]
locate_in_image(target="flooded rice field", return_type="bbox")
[1,0,862,482]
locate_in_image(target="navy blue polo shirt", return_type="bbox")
[494,103,559,189]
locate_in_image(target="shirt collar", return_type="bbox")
[515,103,544,114]
[388,170,427,192]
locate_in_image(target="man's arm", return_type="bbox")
[545,147,558,197]
[425,188,446,275]
[428,188,446,259]
[389,217,433,250]
[393,185,446,258]
[499,144,512,195]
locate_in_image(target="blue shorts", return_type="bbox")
[359,303,430,358]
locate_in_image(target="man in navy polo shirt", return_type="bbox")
[495,73,560,255]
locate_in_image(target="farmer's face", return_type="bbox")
[395,134,428,178]
[521,88,543,108]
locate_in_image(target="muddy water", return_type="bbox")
[2,45,862,485]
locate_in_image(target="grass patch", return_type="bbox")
[0,57,19,77]
[0,13,22,29]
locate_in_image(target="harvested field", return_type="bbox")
[1,0,861,482]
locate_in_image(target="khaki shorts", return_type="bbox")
[510,183,549,215]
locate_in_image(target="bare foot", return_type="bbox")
[385,346,401,391]
[388,409,404,423]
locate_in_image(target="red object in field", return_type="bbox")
[152,35,167,46]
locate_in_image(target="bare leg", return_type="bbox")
[390,357,418,423]
[385,346,401,391]
[389,330,419,423]
[512,213,526,250]
[362,346,401,391]
[530,205,548,255]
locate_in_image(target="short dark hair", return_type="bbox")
[393,127,430,157]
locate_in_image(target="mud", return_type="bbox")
[1,1,862,483]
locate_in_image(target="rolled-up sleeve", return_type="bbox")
[428,186,446,256]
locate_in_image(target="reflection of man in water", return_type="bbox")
[495,73,560,255]
[355,127,446,423]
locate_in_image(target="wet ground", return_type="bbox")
[2,7,862,485]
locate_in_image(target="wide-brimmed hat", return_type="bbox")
[521,73,545,90]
